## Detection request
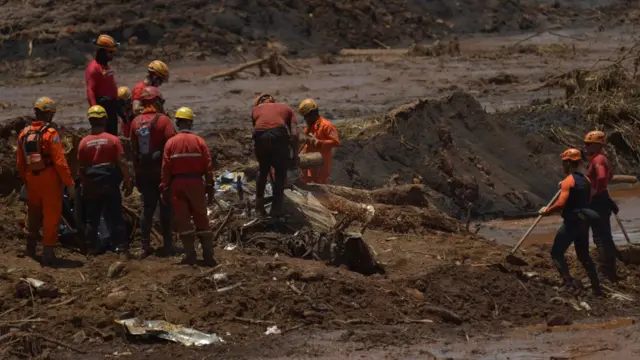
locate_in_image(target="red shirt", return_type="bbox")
[85,60,118,106]
[130,112,176,157]
[161,131,214,191]
[586,153,613,195]
[251,103,297,134]
[131,81,147,101]
[78,132,124,166]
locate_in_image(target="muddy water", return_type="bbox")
[479,184,640,246]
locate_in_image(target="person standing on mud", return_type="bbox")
[17,97,75,266]
[297,98,340,184]
[130,86,176,257]
[539,148,603,296]
[160,107,216,266]
[117,86,134,138]
[132,60,169,116]
[85,34,120,136]
[584,130,619,281]
[251,94,299,217]
[78,105,134,256]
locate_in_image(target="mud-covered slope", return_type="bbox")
[0,0,633,75]
[330,92,567,219]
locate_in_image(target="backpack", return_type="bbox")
[22,124,53,173]
[136,114,161,163]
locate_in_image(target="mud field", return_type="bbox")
[3,1,640,359]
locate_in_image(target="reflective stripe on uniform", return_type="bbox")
[170,153,202,158]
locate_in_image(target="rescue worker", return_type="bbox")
[251,94,299,217]
[539,148,603,296]
[17,97,75,266]
[118,86,134,138]
[584,130,619,281]
[132,60,169,116]
[160,107,216,265]
[78,105,134,256]
[130,86,176,257]
[298,98,340,184]
[85,34,120,136]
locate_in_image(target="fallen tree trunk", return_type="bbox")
[304,184,431,207]
[611,175,638,184]
[207,58,267,81]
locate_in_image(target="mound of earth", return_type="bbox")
[331,92,572,219]
[0,0,635,77]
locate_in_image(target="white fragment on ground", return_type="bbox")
[265,325,281,335]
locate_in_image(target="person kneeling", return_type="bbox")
[539,148,603,296]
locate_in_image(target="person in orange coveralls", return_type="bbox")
[130,86,176,257]
[78,105,133,256]
[85,34,121,135]
[132,60,169,116]
[298,98,340,184]
[251,94,299,217]
[161,107,216,266]
[539,148,602,296]
[117,86,134,138]
[583,130,619,281]
[17,97,75,266]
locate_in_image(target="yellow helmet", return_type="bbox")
[34,97,56,113]
[87,105,108,119]
[175,107,194,121]
[298,98,318,115]
[118,86,131,100]
[148,60,169,81]
[94,34,118,52]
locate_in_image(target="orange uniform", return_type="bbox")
[161,131,214,234]
[130,112,176,179]
[299,117,340,184]
[17,122,74,246]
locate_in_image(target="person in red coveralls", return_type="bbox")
[132,60,169,116]
[85,34,122,136]
[117,86,134,138]
[584,130,620,281]
[251,94,299,218]
[130,86,176,257]
[160,107,216,266]
[17,97,75,266]
[77,105,133,256]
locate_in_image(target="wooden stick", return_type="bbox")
[36,334,87,354]
[233,316,275,325]
[207,58,267,81]
[510,190,561,255]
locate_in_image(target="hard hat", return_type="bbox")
[561,148,582,161]
[118,86,131,100]
[33,97,56,113]
[174,107,194,121]
[94,34,118,52]
[87,105,108,119]
[584,130,606,145]
[140,86,164,102]
[254,94,275,107]
[298,98,318,115]
[148,60,169,81]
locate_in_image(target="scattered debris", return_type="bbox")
[115,318,224,346]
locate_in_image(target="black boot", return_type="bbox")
[198,232,217,267]
[179,234,197,265]
[41,246,56,267]
[25,235,37,259]
[586,265,604,297]
[140,238,153,259]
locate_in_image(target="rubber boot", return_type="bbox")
[41,246,56,267]
[255,198,267,218]
[587,267,604,297]
[25,235,37,259]
[140,238,153,259]
[199,232,217,267]
[179,234,197,265]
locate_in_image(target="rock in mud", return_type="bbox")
[103,291,128,310]
[15,279,59,299]
[547,314,572,327]
[72,330,86,344]
[108,261,126,279]
[300,271,324,282]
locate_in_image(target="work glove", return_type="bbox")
[538,206,549,216]
[610,199,620,215]
[308,134,320,147]
[206,185,214,206]
[66,185,76,201]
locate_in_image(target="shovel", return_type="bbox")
[506,190,561,266]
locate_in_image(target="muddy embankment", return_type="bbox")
[0,0,635,78]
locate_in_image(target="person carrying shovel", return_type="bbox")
[538,148,603,296]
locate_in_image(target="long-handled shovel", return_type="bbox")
[506,190,561,266]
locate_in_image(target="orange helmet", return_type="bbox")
[148,60,169,81]
[254,94,275,107]
[94,34,118,52]
[561,148,583,161]
[584,130,606,145]
[140,86,164,103]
